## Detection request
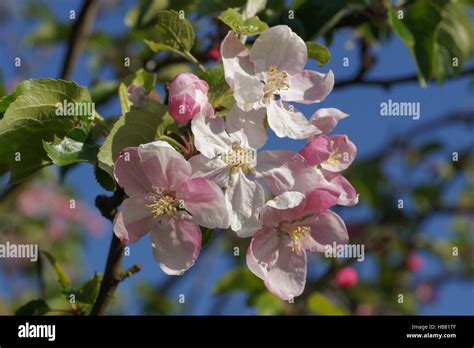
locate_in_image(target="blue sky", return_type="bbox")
[0,0,473,315]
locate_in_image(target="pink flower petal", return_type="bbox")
[260,191,306,228]
[248,226,280,271]
[304,188,339,214]
[169,72,209,97]
[177,178,229,229]
[257,150,318,195]
[114,147,152,197]
[113,196,152,244]
[303,211,349,253]
[317,169,359,206]
[320,135,357,172]
[310,108,349,134]
[150,213,201,275]
[169,93,201,123]
[264,241,307,301]
[138,141,191,191]
[299,134,332,166]
[280,70,334,104]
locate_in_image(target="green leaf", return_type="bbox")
[308,292,347,315]
[250,292,285,315]
[388,0,463,86]
[306,42,331,67]
[0,79,93,183]
[41,251,71,290]
[218,8,268,36]
[145,10,195,56]
[97,104,169,178]
[94,163,116,192]
[294,0,348,38]
[43,137,98,166]
[125,0,169,29]
[214,268,265,294]
[388,9,414,48]
[15,299,50,316]
[200,64,234,110]
[75,274,102,304]
[435,2,474,81]
[200,227,214,248]
[123,68,157,94]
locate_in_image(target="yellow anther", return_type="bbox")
[263,66,290,103]
[146,187,183,218]
[289,226,310,253]
[221,143,256,174]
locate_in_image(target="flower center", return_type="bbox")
[263,65,290,102]
[146,187,183,218]
[221,143,256,174]
[324,140,343,166]
[288,226,310,253]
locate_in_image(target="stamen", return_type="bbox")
[146,187,183,218]
[263,65,290,102]
[289,226,310,253]
[325,141,344,166]
[221,143,256,174]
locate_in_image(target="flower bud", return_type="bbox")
[169,73,211,123]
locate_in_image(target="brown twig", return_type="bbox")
[90,187,140,315]
[60,0,100,80]
[336,67,474,90]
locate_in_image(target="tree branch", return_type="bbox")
[335,67,474,90]
[90,187,140,315]
[60,0,100,80]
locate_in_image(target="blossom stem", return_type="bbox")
[90,188,141,315]
[184,50,206,73]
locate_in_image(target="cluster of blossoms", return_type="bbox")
[17,182,106,239]
[114,25,358,299]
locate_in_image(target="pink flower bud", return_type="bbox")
[406,252,423,272]
[169,73,211,123]
[127,85,148,108]
[335,266,358,288]
[208,47,221,62]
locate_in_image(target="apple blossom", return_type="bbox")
[190,110,317,237]
[299,134,356,172]
[168,72,213,124]
[246,190,349,300]
[113,140,229,275]
[221,25,335,139]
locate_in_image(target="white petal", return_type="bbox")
[226,105,267,150]
[233,70,264,111]
[250,25,307,77]
[310,108,349,134]
[191,113,233,159]
[225,171,265,237]
[189,154,230,187]
[280,70,334,104]
[267,100,317,139]
[221,31,254,89]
